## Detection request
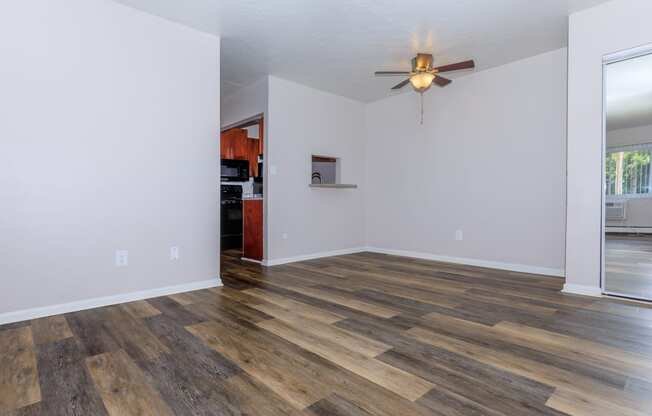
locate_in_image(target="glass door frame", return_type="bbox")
[601,43,652,300]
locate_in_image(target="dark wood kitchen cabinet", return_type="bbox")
[243,199,263,261]
[221,128,248,160]
[220,127,261,177]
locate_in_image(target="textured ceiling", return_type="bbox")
[606,52,652,131]
[112,0,611,102]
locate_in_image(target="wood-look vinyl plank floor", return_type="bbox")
[1,249,652,415]
[605,234,652,300]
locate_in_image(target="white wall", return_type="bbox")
[221,78,268,128]
[607,124,652,147]
[365,49,568,275]
[566,0,652,295]
[0,0,221,321]
[606,198,652,229]
[266,76,366,263]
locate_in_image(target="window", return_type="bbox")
[606,144,652,197]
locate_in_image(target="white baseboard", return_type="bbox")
[0,277,223,326]
[562,283,602,297]
[263,247,367,266]
[364,246,566,277]
[606,227,652,234]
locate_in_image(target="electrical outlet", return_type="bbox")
[270,165,278,176]
[282,233,288,240]
[115,250,129,267]
[455,230,463,241]
[170,246,179,261]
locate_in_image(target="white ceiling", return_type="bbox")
[113,0,610,102]
[606,52,652,131]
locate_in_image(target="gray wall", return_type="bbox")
[0,0,221,319]
[365,49,568,275]
[221,77,268,128]
[266,76,366,263]
[566,0,652,294]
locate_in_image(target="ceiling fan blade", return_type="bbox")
[391,79,411,90]
[434,60,475,73]
[434,76,452,87]
[375,71,410,77]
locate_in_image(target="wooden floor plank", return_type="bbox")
[288,285,401,318]
[35,337,108,415]
[144,314,241,381]
[251,302,391,357]
[417,312,629,388]
[494,320,652,380]
[65,309,120,357]
[120,300,161,319]
[258,318,433,401]
[307,394,375,416]
[185,294,273,324]
[101,306,170,361]
[86,349,174,416]
[406,326,651,415]
[243,287,346,324]
[0,327,41,413]
[186,319,333,409]
[377,344,562,415]
[222,373,304,416]
[30,316,73,345]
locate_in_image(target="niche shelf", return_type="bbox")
[310,155,357,189]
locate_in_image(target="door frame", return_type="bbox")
[220,113,267,263]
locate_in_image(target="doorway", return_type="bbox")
[602,47,652,301]
[220,115,265,265]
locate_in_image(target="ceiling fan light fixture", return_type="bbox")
[409,72,435,92]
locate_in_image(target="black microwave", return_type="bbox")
[221,159,249,182]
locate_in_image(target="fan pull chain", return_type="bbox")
[420,92,424,125]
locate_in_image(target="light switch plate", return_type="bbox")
[115,250,129,267]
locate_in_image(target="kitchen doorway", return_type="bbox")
[220,114,265,265]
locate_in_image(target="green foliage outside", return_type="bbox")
[606,150,651,195]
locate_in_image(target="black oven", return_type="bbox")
[221,184,243,250]
[221,159,249,182]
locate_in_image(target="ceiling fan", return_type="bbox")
[374,53,475,93]
[374,53,475,123]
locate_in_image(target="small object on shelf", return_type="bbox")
[309,183,357,189]
[312,155,338,184]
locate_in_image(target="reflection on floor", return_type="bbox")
[605,233,652,300]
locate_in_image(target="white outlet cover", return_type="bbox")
[455,230,463,241]
[270,165,278,175]
[170,246,180,260]
[282,233,288,240]
[115,250,129,267]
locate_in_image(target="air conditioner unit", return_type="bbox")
[605,201,626,220]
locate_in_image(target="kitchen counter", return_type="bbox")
[242,194,263,200]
